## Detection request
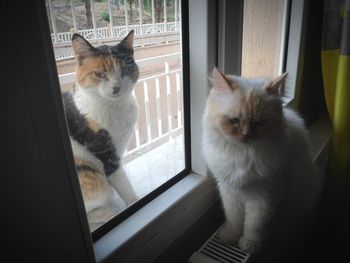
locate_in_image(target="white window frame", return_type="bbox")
[2,0,316,262]
[284,0,307,108]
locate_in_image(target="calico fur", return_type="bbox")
[63,31,139,217]
[202,68,320,252]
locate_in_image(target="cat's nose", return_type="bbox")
[240,126,251,140]
[112,86,121,94]
[242,132,252,140]
[242,134,251,140]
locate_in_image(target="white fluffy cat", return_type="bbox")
[202,68,320,252]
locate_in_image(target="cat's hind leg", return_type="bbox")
[108,166,138,206]
[77,164,126,214]
[87,188,127,230]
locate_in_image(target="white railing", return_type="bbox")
[51,22,180,44]
[58,53,183,161]
[127,65,183,160]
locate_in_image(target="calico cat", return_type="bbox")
[202,68,320,252]
[62,31,139,218]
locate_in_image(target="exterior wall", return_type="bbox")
[242,0,286,78]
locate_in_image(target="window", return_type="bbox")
[44,0,189,238]
[2,0,311,262]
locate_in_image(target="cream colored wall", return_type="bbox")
[242,0,286,78]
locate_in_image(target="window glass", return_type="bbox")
[45,0,184,232]
[241,0,288,78]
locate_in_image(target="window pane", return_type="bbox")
[241,0,288,78]
[45,0,185,232]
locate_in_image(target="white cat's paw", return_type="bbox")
[238,236,259,253]
[218,223,241,245]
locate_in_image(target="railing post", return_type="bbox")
[178,0,181,30]
[138,0,143,34]
[151,0,155,33]
[124,0,129,33]
[163,0,167,32]
[107,0,114,37]
[155,78,163,137]
[48,0,58,43]
[165,62,173,134]
[143,81,152,143]
[132,91,141,150]
[176,72,182,128]
[70,0,78,32]
[174,0,178,31]
[90,0,97,39]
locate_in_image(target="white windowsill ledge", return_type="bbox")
[94,172,219,263]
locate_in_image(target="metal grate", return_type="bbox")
[189,227,251,263]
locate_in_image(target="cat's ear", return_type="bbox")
[264,72,288,95]
[72,34,96,63]
[212,67,235,94]
[118,30,135,53]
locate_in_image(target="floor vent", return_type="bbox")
[189,227,251,263]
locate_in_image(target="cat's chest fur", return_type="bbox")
[204,139,258,187]
[203,130,286,188]
[74,90,138,156]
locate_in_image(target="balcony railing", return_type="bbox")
[52,22,180,44]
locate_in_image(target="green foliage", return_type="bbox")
[101,11,110,22]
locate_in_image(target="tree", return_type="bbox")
[115,0,120,11]
[127,0,135,22]
[84,0,93,28]
[154,0,163,22]
[139,0,144,22]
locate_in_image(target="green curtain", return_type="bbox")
[322,0,350,192]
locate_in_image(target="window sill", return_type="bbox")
[94,172,219,263]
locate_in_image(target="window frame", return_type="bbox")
[283,0,307,108]
[2,0,310,262]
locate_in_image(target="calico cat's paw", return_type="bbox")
[218,223,241,245]
[238,236,259,253]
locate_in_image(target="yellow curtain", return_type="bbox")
[322,0,350,192]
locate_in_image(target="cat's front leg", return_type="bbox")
[217,183,244,244]
[239,192,271,253]
[108,166,138,205]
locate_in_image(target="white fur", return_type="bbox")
[202,80,320,252]
[72,81,139,210]
[74,82,138,158]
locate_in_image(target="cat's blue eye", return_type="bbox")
[94,71,105,79]
[227,116,240,124]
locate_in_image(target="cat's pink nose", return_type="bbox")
[242,133,251,140]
